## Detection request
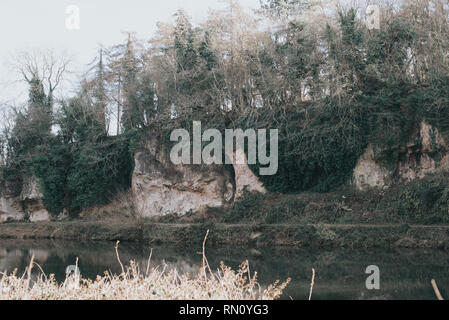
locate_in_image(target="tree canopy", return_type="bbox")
[1,0,448,215]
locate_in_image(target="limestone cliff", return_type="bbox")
[1,132,269,221]
[0,197,24,223]
[0,178,23,223]
[132,134,235,217]
[0,176,50,223]
[353,121,449,191]
[229,148,266,199]
[20,176,51,222]
[132,134,267,217]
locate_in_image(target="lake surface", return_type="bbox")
[0,239,448,300]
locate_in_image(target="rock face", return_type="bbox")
[229,148,267,200]
[132,136,235,217]
[0,176,50,223]
[354,121,449,191]
[28,209,51,223]
[20,177,51,222]
[20,176,44,202]
[0,196,24,223]
[0,178,23,223]
[132,133,269,217]
[353,145,392,191]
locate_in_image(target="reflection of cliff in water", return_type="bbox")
[0,240,448,300]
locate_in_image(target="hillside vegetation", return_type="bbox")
[0,0,448,218]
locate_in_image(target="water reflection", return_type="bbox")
[0,239,448,300]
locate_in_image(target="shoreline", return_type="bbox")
[1,221,449,249]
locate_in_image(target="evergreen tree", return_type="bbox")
[28,75,52,137]
[93,48,107,133]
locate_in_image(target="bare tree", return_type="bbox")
[11,49,72,105]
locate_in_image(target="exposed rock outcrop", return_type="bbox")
[28,209,51,223]
[0,196,24,223]
[229,148,266,200]
[132,135,235,217]
[0,176,50,223]
[0,178,23,223]
[353,145,392,191]
[20,176,44,202]
[354,121,449,191]
[20,177,51,222]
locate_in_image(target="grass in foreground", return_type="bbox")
[0,240,290,300]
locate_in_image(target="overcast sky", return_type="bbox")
[0,0,260,107]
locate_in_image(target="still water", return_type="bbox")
[0,239,448,300]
